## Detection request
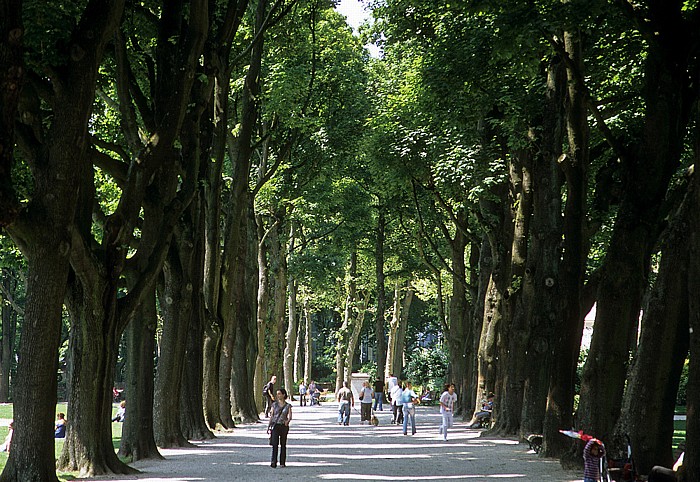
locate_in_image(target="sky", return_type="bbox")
[335,0,368,32]
[334,0,381,57]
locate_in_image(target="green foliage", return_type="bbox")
[358,361,377,382]
[404,345,447,391]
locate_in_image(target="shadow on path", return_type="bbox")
[84,403,581,481]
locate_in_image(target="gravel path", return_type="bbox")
[84,403,583,481]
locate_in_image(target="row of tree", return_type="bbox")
[0,0,698,480]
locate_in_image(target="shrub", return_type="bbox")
[405,345,447,391]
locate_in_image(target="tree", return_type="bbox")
[2,0,126,478]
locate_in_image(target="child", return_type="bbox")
[583,438,606,482]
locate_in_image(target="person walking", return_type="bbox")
[263,375,277,418]
[298,380,307,406]
[372,378,385,411]
[359,381,374,425]
[267,388,292,468]
[336,381,354,425]
[401,381,419,435]
[390,382,403,425]
[439,383,457,441]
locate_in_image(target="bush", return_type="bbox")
[405,345,447,391]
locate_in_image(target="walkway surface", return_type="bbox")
[85,403,582,481]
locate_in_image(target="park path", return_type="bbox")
[84,402,582,481]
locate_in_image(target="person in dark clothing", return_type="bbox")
[263,375,277,418]
[267,388,292,468]
[373,379,385,411]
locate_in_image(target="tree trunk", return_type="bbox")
[229,204,259,422]
[578,7,699,444]
[518,54,566,444]
[0,0,22,225]
[375,207,387,383]
[616,185,690,474]
[498,150,532,436]
[119,296,162,461]
[269,219,287,386]
[254,213,271,415]
[385,279,401,381]
[467,237,490,419]
[284,276,298,395]
[154,240,195,448]
[0,269,18,402]
[393,283,413,378]
[473,184,513,423]
[447,209,470,417]
[0,244,69,482]
[684,166,700,482]
[336,251,357,392]
[203,321,223,429]
[218,15,265,424]
[1,1,125,478]
[345,291,371,384]
[303,299,312,384]
[59,281,135,476]
[542,34,589,459]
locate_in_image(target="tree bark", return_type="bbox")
[254,213,271,415]
[336,250,356,391]
[542,33,589,459]
[1,1,125,478]
[498,150,532,436]
[119,296,162,461]
[375,206,387,382]
[385,279,401,380]
[345,291,371,384]
[284,276,298,395]
[0,0,22,225]
[473,181,513,424]
[0,269,19,402]
[154,240,196,448]
[578,6,699,443]
[517,54,566,444]
[684,166,700,482]
[303,299,312,384]
[616,183,690,474]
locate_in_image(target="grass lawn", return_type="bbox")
[0,404,124,480]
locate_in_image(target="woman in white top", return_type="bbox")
[359,381,374,425]
[439,383,457,441]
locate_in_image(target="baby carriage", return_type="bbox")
[606,435,640,481]
[310,389,321,406]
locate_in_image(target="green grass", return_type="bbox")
[0,404,124,479]
[673,419,686,450]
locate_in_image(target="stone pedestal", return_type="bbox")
[350,372,370,400]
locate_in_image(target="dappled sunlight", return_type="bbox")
[318,473,528,480]
[81,403,581,481]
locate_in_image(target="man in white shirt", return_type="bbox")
[390,383,403,425]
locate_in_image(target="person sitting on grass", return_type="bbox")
[55,412,67,438]
[0,421,13,452]
[112,400,126,422]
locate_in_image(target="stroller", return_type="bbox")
[606,435,639,481]
[560,430,640,482]
[310,389,321,406]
